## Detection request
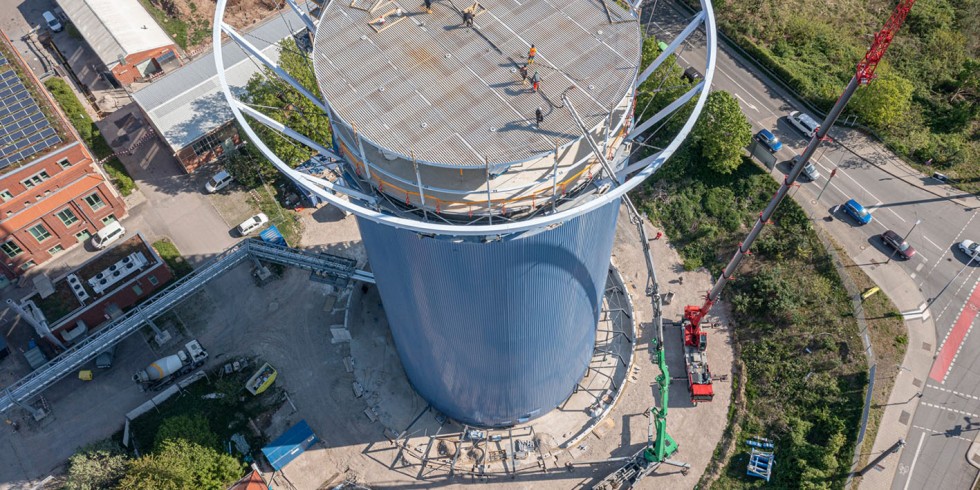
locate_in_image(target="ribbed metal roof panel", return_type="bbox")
[313,0,640,168]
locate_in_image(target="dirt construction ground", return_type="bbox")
[0,207,734,489]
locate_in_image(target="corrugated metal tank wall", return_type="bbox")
[356,199,621,427]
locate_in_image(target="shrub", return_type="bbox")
[64,439,128,490]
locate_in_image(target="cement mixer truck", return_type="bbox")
[133,340,208,391]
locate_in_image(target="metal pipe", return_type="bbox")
[411,152,428,221]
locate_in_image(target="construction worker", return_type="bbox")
[527,44,537,64]
[463,10,474,27]
[535,107,544,128]
[531,71,540,92]
[423,0,432,13]
[519,64,529,85]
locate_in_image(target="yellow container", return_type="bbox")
[78,370,93,381]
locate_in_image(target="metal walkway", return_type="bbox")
[0,239,372,413]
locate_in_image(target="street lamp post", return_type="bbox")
[887,218,921,264]
[815,167,838,202]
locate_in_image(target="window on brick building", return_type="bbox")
[22,171,51,189]
[132,284,143,296]
[20,260,36,270]
[48,245,64,255]
[57,208,79,226]
[0,190,12,202]
[101,214,116,225]
[192,134,220,156]
[28,223,51,242]
[148,275,159,286]
[57,158,72,169]
[1,240,23,258]
[84,193,105,211]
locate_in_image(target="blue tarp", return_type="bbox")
[261,419,317,471]
[259,225,287,247]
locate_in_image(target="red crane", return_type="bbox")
[680,0,916,403]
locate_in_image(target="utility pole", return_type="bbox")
[816,167,838,202]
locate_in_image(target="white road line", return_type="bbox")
[733,93,759,112]
[921,401,980,418]
[886,207,907,222]
[928,384,980,402]
[923,236,944,252]
[902,431,926,490]
[911,425,973,443]
[921,210,979,288]
[916,263,925,272]
[720,71,776,117]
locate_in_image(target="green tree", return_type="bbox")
[690,91,752,174]
[245,38,332,168]
[224,144,280,189]
[116,439,243,490]
[65,439,129,490]
[153,414,220,452]
[850,71,914,129]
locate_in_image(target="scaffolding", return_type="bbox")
[0,239,371,414]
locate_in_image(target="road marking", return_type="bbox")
[910,272,916,279]
[923,236,944,252]
[820,154,882,204]
[927,384,980,402]
[902,431,925,490]
[720,70,776,117]
[733,93,759,112]
[929,277,980,383]
[922,210,979,288]
[921,402,980,418]
[911,425,973,442]
[915,263,924,272]
[886,207,907,222]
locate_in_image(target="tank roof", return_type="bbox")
[312,0,640,168]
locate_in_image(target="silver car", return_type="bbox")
[959,240,980,262]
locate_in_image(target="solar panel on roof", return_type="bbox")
[43,135,60,147]
[39,127,55,138]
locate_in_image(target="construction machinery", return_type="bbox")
[589,198,689,490]
[133,340,208,391]
[678,0,917,405]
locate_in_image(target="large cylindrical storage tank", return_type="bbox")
[305,0,642,426]
[358,199,620,426]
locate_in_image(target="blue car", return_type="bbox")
[755,129,783,153]
[843,199,872,224]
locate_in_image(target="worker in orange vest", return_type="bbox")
[527,44,537,64]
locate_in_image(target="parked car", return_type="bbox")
[91,221,126,249]
[682,67,703,83]
[881,230,916,259]
[842,199,872,225]
[792,155,820,181]
[959,240,980,262]
[237,213,269,236]
[755,129,783,153]
[42,11,63,33]
[788,111,820,138]
[95,344,116,369]
[205,169,233,193]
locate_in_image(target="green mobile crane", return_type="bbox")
[590,198,687,490]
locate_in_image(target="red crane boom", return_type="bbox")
[680,0,916,402]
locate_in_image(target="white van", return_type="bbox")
[91,221,126,249]
[788,111,820,138]
[42,11,63,33]
[205,169,233,193]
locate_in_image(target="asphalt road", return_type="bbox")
[645,2,980,488]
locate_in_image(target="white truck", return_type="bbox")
[133,340,208,390]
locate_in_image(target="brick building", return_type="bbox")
[132,9,307,172]
[55,0,181,86]
[0,30,126,286]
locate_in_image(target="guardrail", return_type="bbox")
[0,239,370,413]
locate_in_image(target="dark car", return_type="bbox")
[682,67,703,83]
[755,129,783,153]
[881,230,916,259]
[842,199,872,225]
